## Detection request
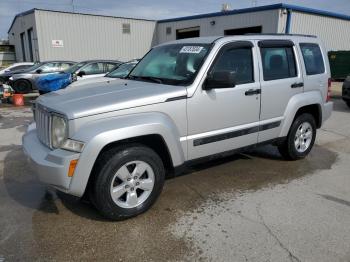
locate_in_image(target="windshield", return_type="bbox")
[129,44,211,85]
[64,62,87,74]
[106,62,138,78]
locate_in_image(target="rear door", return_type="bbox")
[257,40,303,142]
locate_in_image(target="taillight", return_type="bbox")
[326,78,331,102]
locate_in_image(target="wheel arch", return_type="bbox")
[279,91,323,137]
[67,112,185,197]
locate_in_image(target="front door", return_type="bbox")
[186,41,261,160]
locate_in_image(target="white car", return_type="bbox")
[68,60,139,88]
[0,62,34,74]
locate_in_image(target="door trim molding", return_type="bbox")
[191,119,282,146]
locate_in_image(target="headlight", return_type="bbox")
[9,76,13,81]
[51,114,68,149]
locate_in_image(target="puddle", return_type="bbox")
[0,143,338,261]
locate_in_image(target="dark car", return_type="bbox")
[9,61,75,93]
[342,76,350,108]
[0,62,36,84]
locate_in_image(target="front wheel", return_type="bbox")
[278,113,316,160]
[90,144,165,220]
[13,79,32,94]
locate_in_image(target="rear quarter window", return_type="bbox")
[300,43,325,75]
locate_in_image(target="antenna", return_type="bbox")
[71,0,75,13]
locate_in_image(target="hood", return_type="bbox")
[37,79,187,119]
[68,76,120,88]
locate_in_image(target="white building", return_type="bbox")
[8,9,156,62]
[7,3,350,63]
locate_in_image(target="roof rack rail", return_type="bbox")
[245,33,317,38]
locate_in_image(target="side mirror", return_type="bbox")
[36,69,42,74]
[203,70,236,90]
[77,71,85,77]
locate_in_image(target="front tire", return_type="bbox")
[90,144,165,220]
[278,113,316,160]
[13,79,32,94]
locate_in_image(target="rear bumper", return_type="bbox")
[322,102,333,124]
[22,123,80,193]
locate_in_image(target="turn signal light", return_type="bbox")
[68,159,78,177]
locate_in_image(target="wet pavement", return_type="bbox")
[0,99,350,261]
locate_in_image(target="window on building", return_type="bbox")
[20,32,26,61]
[176,27,200,40]
[122,23,131,34]
[27,28,34,62]
[210,47,254,85]
[224,26,262,35]
[300,43,325,75]
[260,47,297,81]
[166,27,172,35]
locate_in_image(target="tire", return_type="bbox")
[90,144,165,220]
[13,79,32,94]
[278,113,316,160]
[346,101,350,108]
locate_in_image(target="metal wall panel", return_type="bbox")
[290,11,350,51]
[8,12,39,62]
[156,10,280,44]
[35,10,157,62]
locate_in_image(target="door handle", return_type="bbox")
[245,89,261,96]
[291,82,304,88]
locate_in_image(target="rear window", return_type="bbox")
[300,43,325,75]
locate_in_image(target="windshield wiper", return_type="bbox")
[128,75,163,84]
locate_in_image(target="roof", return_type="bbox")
[8,3,350,34]
[158,3,350,23]
[7,8,156,33]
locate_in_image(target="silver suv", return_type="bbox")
[23,35,333,220]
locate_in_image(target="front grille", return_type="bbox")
[35,104,51,148]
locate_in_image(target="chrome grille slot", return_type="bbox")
[35,105,51,148]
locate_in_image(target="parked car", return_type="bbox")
[68,59,139,88]
[35,60,122,94]
[23,35,333,220]
[67,60,122,82]
[0,62,35,83]
[9,61,75,93]
[342,75,350,108]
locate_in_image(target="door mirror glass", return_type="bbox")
[203,71,236,90]
[77,71,85,77]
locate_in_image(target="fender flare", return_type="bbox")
[68,112,185,197]
[279,90,323,137]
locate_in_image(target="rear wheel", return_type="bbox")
[346,101,350,108]
[278,113,316,160]
[13,79,32,94]
[90,144,165,220]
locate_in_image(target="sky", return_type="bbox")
[1,0,350,39]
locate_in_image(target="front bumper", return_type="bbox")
[22,124,80,193]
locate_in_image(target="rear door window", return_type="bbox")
[81,63,104,75]
[260,47,297,81]
[300,43,325,75]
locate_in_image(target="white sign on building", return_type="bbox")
[52,40,64,48]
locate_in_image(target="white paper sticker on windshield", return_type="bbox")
[180,46,204,54]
